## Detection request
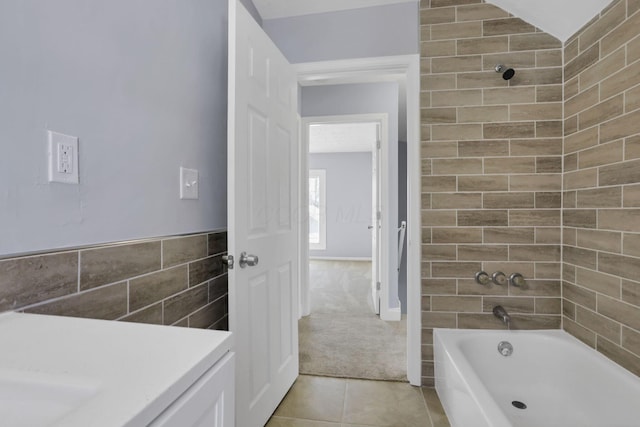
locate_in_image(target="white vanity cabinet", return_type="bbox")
[0,312,235,427]
[150,352,234,427]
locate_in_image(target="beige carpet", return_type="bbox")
[299,260,407,381]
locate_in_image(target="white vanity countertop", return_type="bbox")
[0,312,233,427]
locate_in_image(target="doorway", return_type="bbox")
[302,116,387,317]
[300,117,407,380]
[229,3,420,423]
[295,55,421,386]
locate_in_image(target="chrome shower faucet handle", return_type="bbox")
[492,271,507,286]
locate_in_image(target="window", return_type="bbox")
[309,169,326,250]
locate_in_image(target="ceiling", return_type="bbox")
[252,0,614,42]
[487,0,613,42]
[252,0,414,20]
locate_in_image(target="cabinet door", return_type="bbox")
[150,352,235,427]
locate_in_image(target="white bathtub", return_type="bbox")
[434,329,640,427]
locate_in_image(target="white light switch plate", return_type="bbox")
[48,131,79,184]
[180,167,199,200]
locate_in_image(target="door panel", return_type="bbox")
[277,262,293,368]
[248,109,269,234]
[248,273,270,402]
[249,43,269,92]
[275,126,292,231]
[228,1,299,426]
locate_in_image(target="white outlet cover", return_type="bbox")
[48,130,79,184]
[180,167,199,200]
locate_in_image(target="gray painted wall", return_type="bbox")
[309,152,373,259]
[0,0,228,256]
[302,82,400,309]
[262,2,419,64]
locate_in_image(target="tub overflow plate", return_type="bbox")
[498,341,513,356]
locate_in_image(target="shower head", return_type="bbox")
[495,64,515,80]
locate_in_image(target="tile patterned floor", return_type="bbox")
[266,375,451,427]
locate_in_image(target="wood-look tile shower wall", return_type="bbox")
[562,0,640,377]
[420,0,563,386]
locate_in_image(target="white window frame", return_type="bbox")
[309,169,326,250]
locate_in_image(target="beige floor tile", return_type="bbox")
[421,389,450,427]
[273,375,347,423]
[342,379,431,427]
[266,416,341,426]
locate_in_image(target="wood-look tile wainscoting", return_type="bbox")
[562,0,640,377]
[0,231,228,330]
[420,0,564,386]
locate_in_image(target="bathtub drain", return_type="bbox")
[511,401,527,410]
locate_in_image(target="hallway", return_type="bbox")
[299,260,406,381]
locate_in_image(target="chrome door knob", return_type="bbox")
[239,251,259,268]
[221,254,234,270]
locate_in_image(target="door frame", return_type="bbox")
[301,113,389,318]
[295,54,421,386]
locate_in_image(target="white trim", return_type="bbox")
[405,55,421,387]
[298,115,308,320]
[387,306,402,321]
[310,256,373,261]
[295,54,421,386]
[377,116,391,322]
[296,55,417,87]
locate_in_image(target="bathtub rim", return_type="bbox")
[435,327,640,381]
[433,328,640,427]
[434,328,512,427]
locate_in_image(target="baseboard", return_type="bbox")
[309,256,372,261]
[380,303,402,322]
[387,306,402,321]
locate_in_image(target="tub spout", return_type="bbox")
[493,305,511,328]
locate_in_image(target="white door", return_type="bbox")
[227,1,299,426]
[371,124,382,314]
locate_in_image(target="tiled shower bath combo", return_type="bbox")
[420,0,640,398]
[420,0,564,387]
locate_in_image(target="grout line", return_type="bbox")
[341,379,348,424]
[422,387,436,427]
